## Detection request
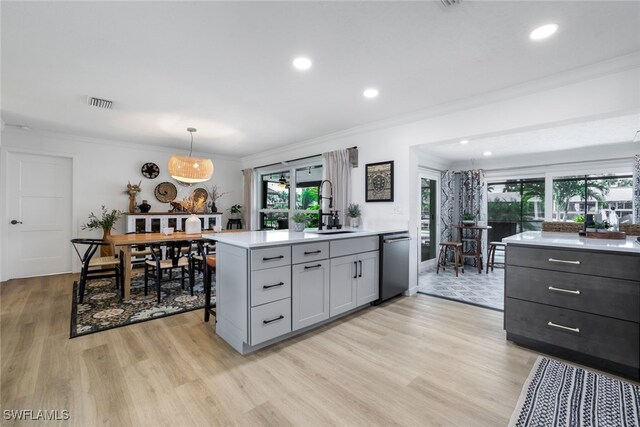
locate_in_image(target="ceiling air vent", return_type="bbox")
[87,96,113,110]
[441,0,462,6]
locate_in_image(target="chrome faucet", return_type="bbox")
[318,180,333,230]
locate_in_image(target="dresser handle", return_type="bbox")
[263,255,284,261]
[263,282,284,290]
[548,258,581,265]
[304,264,322,270]
[547,321,580,333]
[304,250,322,255]
[263,315,285,325]
[548,286,581,295]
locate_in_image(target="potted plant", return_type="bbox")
[291,213,307,232]
[347,203,362,228]
[462,213,476,226]
[207,184,229,213]
[82,206,122,257]
[229,204,242,219]
[593,221,610,233]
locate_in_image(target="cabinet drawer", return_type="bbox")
[250,266,291,307]
[506,265,640,322]
[292,242,329,265]
[505,298,639,368]
[507,245,640,281]
[250,246,291,271]
[250,298,292,345]
[330,236,379,258]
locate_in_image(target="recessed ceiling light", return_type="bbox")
[363,88,379,99]
[529,24,558,41]
[292,57,312,70]
[459,139,469,145]
[483,151,492,156]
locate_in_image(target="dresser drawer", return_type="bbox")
[292,242,329,265]
[250,298,292,345]
[330,236,379,258]
[506,265,640,322]
[250,266,291,307]
[507,245,640,281]
[250,246,291,271]
[505,298,639,368]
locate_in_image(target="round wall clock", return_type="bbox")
[141,162,160,179]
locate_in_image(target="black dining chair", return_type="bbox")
[191,240,217,322]
[71,238,123,304]
[144,240,193,304]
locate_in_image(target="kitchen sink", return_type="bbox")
[309,230,358,235]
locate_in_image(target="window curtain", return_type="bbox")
[634,155,640,223]
[242,168,255,230]
[322,149,351,223]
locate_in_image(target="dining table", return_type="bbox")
[110,231,215,300]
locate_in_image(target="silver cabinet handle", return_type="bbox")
[548,258,581,265]
[548,286,581,295]
[547,321,580,333]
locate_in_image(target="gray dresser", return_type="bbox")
[505,243,640,380]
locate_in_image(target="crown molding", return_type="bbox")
[0,127,242,162]
[242,52,640,166]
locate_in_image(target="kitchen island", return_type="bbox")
[204,228,407,354]
[503,231,640,379]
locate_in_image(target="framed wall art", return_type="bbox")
[365,160,394,202]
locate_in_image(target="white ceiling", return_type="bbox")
[2,1,640,157]
[419,113,640,162]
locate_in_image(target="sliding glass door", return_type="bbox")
[419,169,439,270]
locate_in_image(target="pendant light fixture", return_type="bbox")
[168,127,214,184]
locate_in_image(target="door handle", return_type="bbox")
[358,260,363,278]
[548,258,580,265]
[10,220,23,225]
[353,261,358,279]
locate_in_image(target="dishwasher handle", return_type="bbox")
[384,237,410,243]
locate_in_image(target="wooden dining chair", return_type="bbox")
[144,240,193,304]
[71,238,122,304]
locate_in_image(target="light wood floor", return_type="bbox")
[1,273,541,426]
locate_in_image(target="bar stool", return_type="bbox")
[436,242,464,277]
[486,241,506,273]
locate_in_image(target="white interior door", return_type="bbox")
[6,152,72,279]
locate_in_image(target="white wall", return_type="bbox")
[0,129,243,279]
[242,65,640,295]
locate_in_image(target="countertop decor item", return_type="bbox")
[185,214,202,234]
[137,200,151,213]
[81,205,122,257]
[125,181,142,214]
[167,128,214,184]
[347,203,361,228]
[365,161,394,202]
[141,162,160,179]
[291,213,306,232]
[207,184,229,213]
[154,181,177,203]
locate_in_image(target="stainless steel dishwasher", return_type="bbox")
[374,232,410,304]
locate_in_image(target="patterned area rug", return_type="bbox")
[417,267,504,311]
[510,357,640,427]
[70,271,214,338]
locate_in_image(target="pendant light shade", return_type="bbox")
[168,128,214,184]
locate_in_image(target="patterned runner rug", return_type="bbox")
[70,271,214,338]
[510,357,640,427]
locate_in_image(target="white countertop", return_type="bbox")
[503,231,640,254]
[203,227,408,248]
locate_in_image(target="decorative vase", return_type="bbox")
[185,214,202,234]
[292,222,305,232]
[138,200,151,213]
[350,217,360,228]
[100,228,113,258]
[210,202,218,213]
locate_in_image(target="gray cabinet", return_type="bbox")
[292,260,330,330]
[505,244,640,380]
[330,251,379,316]
[356,251,379,306]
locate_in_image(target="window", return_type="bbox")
[552,173,633,224]
[487,178,545,242]
[257,162,322,230]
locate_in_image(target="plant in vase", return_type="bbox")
[593,221,610,233]
[462,213,476,225]
[291,213,307,232]
[179,193,207,234]
[346,203,362,228]
[229,204,242,219]
[82,206,122,257]
[207,184,229,213]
